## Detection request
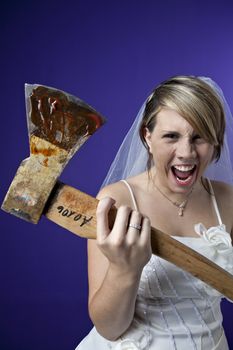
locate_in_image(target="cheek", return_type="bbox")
[151,143,174,164]
[199,145,215,164]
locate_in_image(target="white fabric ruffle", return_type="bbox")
[194,223,233,273]
[194,223,233,300]
[113,339,141,350]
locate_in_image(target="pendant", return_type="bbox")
[178,206,184,216]
[178,201,186,216]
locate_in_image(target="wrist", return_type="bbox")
[108,262,142,286]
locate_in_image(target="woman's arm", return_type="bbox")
[87,183,151,340]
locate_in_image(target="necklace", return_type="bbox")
[153,182,193,216]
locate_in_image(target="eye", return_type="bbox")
[163,133,179,140]
[192,134,204,143]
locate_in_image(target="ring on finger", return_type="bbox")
[128,223,142,231]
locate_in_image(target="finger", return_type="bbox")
[110,205,132,243]
[139,216,151,248]
[126,210,142,244]
[96,197,116,242]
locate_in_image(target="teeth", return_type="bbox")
[173,165,195,172]
[176,175,192,183]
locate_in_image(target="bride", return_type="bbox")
[76,76,233,350]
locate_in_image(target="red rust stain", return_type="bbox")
[29,86,105,151]
[30,143,57,157]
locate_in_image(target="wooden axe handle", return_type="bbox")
[44,182,233,300]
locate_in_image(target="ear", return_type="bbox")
[144,127,152,152]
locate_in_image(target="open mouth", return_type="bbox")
[171,164,197,185]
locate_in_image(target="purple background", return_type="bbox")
[1,1,233,349]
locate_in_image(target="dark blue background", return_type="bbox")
[1,1,233,349]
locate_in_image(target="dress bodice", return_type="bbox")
[126,232,233,350]
[76,180,233,350]
[114,180,233,349]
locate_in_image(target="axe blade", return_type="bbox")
[1,84,105,223]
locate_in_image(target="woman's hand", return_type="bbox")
[87,190,152,340]
[96,197,152,276]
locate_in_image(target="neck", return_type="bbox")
[152,176,194,203]
[151,174,195,217]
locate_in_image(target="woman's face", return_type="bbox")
[145,108,214,194]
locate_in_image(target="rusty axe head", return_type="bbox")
[1,84,105,223]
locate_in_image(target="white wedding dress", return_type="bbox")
[75,180,233,350]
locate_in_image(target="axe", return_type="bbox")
[2,84,233,300]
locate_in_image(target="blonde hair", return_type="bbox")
[139,76,225,170]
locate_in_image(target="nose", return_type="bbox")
[176,138,196,160]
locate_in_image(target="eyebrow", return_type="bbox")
[161,130,196,135]
[161,130,180,134]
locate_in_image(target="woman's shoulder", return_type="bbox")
[210,180,233,230]
[96,172,148,207]
[210,180,233,207]
[97,181,125,200]
[210,179,233,197]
